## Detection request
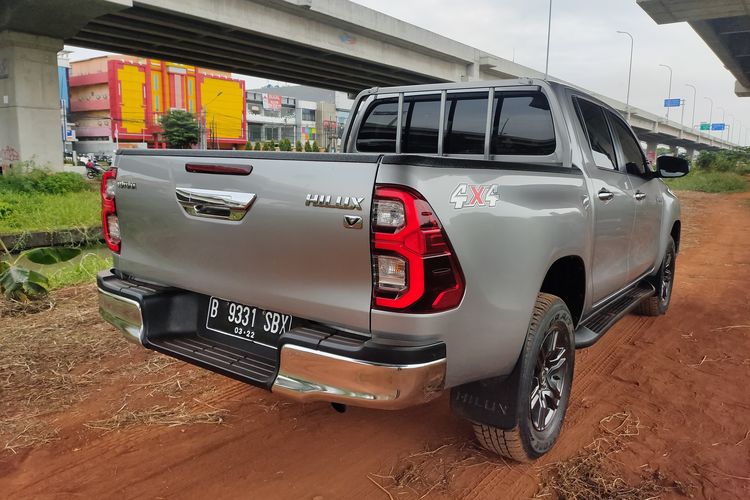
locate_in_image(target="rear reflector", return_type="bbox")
[185,163,253,175]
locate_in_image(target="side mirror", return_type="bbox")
[656,155,689,178]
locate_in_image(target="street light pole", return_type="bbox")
[728,114,735,144]
[544,0,552,80]
[658,64,673,120]
[716,106,725,145]
[738,120,742,145]
[685,84,697,140]
[704,96,713,144]
[617,30,634,121]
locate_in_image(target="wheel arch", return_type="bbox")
[539,255,586,327]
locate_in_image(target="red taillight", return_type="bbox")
[372,185,464,312]
[101,168,120,253]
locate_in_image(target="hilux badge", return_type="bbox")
[305,194,364,210]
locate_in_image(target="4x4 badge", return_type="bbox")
[450,183,500,209]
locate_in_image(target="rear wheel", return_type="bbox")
[473,293,574,462]
[636,237,676,316]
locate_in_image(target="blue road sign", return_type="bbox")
[664,98,681,107]
[711,123,726,131]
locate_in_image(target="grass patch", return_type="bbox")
[46,250,111,290]
[665,171,747,193]
[85,402,228,432]
[0,284,132,452]
[536,412,691,499]
[0,191,100,235]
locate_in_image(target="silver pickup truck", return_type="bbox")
[98,78,689,462]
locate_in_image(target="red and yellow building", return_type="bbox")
[69,56,246,150]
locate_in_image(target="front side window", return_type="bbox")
[356,99,398,152]
[444,92,488,154]
[491,92,555,155]
[607,111,647,175]
[575,98,617,170]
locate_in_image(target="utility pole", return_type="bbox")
[617,31,634,122]
[544,0,552,80]
[658,64,673,120]
[201,91,223,150]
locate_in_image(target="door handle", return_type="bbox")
[597,188,614,201]
[634,191,646,201]
[175,187,256,221]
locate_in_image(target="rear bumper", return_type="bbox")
[272,345,446,409]
[97,270,446,410]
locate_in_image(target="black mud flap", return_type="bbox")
[450,355,523,430]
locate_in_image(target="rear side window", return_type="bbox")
[356,99,399,152]
[402,95,441,153]
[575,98,617,170]
[490,92,555,155]
[444,93,488,154]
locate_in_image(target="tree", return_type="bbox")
[296,140,303,152]
[304,141,312,152]
[312,140,319,152]
[159,110,200,149]
[254,141,262,151]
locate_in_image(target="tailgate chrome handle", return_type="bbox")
[634,191,646,201]
[176,187,256,221]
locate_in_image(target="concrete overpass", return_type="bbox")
[0,0,735,168]
[639,0,750,97]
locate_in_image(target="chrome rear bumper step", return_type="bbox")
[97,270,447,409]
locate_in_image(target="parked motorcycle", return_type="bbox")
[85,162,105,179]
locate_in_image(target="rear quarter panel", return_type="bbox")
[372,159,590,386]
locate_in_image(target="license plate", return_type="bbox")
[205,297,294,348]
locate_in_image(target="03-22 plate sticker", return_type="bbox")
[450,183,500,209]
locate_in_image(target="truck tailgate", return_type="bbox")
[113,151,380,333]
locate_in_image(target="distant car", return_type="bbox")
[97,78,689,462]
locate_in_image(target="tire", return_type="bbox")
[636,237,676,316]
[473,293,575,462]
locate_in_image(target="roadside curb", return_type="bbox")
[1,226,103,253]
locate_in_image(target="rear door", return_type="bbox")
[606,111,662,279]
[113,152,380,333]
[573,97,636,303]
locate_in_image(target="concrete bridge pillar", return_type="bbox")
[645,141,658,164]
[0,31,63,171]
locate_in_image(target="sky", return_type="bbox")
[64,0,750,144]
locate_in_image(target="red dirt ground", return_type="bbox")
[1,191,749,499]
